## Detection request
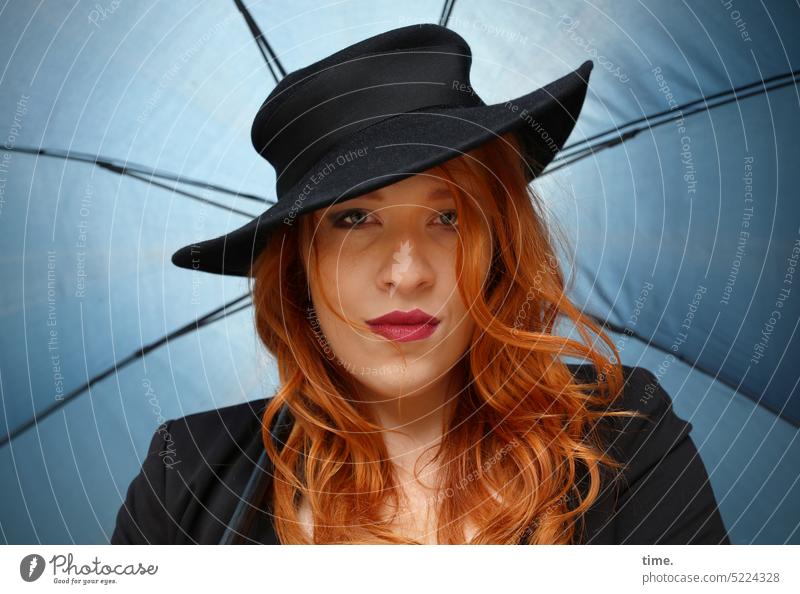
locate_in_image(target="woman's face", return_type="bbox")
[303,171,490,404]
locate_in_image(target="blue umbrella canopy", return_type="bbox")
[1,1,798,544]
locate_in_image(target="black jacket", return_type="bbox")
[111,364,730,544]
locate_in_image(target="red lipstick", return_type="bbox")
[366,308,440,342]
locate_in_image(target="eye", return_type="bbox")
[332,208,375,229]
[330,208,458,229]
[436,209,458,228]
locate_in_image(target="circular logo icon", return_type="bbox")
[19,554,46,582]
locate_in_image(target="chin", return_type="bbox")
[350,362,442,394]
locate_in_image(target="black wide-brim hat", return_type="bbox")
[171,23,594,277]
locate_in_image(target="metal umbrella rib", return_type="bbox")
[0,293,253,447]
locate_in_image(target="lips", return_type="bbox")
[366,308,440,343]
[366,308,439,325]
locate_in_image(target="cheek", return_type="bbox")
[448,297,477,348]
[309,257,372,356]
[314,252,365,316]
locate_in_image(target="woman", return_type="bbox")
[112,23,729,545]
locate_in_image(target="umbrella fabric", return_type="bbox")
[0,0,798,544]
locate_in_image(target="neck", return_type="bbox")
[355,364,465,480]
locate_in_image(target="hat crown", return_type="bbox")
[261,24,473,124]
[251,24,484,199]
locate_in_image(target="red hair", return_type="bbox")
[246,131,642,543]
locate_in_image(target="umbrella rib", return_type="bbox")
[232,0,286,83]
[561,68,799,156]
[584,313,799,429]
[7,145,274,206]
[125,170,260,218]
[543,73,799,176]
[439,0,457,28]
[0,294,253,448]
[553,69,799,166]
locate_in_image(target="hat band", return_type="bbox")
[253,44,486,198]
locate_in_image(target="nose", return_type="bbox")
[375,232,436,297]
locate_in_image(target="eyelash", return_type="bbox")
[332,208,458,229]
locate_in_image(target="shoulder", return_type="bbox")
[566,363,729,544]
[172,397,271,432]
[167,398,271,461]
[111,397,273,544]
[567,362,693,468]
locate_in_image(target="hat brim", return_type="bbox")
[171,60,593,277]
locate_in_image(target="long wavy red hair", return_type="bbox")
[246,130,642,544]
